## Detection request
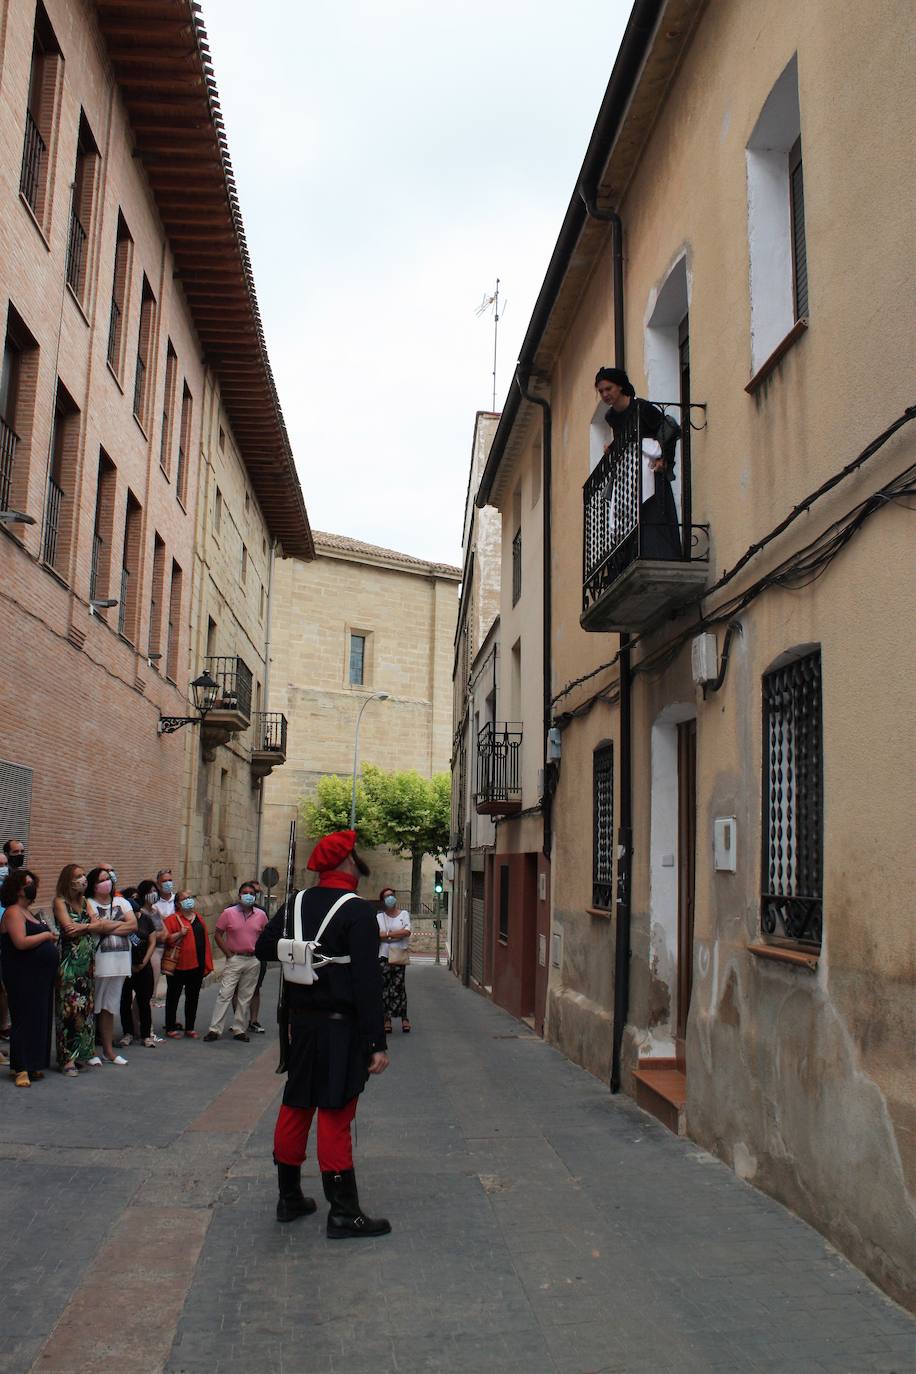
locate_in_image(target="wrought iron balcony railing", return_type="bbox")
[0,416,19,511]
[89,532,103,601]
[204,655,253,721]
[41,476,63,570]
[254,711,288,755]
[581,401,709,633]
[475,721,522,816]
[512,527,522,605]
[66,211,87,295]
[20,109,45,212]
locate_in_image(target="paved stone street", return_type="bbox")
[1,964,913,1374]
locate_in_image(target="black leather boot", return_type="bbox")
[321,1168,391,1239]
[276,1162,317,1223]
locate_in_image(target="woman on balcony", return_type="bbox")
[377,889,412,1033]
[596,367,681,560]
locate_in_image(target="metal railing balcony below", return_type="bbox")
[0,417,19,511]
[255,712,288,754]
[20,109,45,212]
[41,477,63,569]
[66,211,87,294]
[512,528,522,605]
[581,401,709,632]
[475,721,522,815]
[204,655,253,721]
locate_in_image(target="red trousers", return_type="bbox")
[273,1098,358,1172]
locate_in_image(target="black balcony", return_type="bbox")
[581,404,709,633]
[0,417,18,511]
[66,211,87,295]
[475,722,522,816]
[201,655,253,759]
[250,712,288,780]
[20,109,45,212]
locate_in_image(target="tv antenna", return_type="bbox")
[475,278,506,411]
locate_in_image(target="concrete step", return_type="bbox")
[633,1058,687,1135]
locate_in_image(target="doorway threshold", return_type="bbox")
[632,1057,687,1136]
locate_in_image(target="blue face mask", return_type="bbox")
[161,881,174,895]
[180,898,196,912]
[240,893,256,907]
[0,866,8,881]
[384,894,397,909]
[147,892,159,907]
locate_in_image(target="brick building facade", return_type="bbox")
[0,1,311,899]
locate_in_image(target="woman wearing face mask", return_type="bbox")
[53,864,107,1075]
[119,880,161,1050]
[162,891,213,1038]
[86,866,137,1066]
[0,868,59,1086]
[377,888,412,1034]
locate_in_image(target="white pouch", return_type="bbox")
[278,891,356,985]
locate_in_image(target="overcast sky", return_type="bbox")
[203,1,630,566]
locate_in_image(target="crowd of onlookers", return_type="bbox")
[0,839,417,1089]
[0,840,273,1087]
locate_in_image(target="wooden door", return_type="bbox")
[676,719,697,1072]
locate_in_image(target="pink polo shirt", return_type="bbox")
[215,903,268,955]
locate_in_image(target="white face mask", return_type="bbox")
[0,866,8,881]
[74,877,88,894]
[146,892,159,908]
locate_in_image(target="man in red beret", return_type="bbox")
[255,829,391,1237]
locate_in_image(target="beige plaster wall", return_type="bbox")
[534,0,914,1306]
[263,543,459,902]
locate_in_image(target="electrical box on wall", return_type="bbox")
[714,816,737,871]
[692,632,718,685]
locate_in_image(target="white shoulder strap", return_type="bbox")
[291,889,356,944]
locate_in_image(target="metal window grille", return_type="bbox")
[0,416,18,510]
[41,476,63,568]
[89,531,102,600]
[592,744,614,909]
[255,711,287,753]
[349,634,365,685]
[789,138,808,320]
[20,109,45,211]
[176,443,186,498]
[107,298,121,368]
[0,758,32,854]
[117,566,129,636]
[761,650,823,945]
[133,354,146,419]
[475,722,522,808]
[512,527,522,605]
[66,210,87,295]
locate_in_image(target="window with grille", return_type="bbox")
[592,744,614,909]
[761,650,823,946]
[107,213,132,374]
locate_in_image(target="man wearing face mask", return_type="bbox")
[205,883,268,1043]
[153,870,176,920]
[255,829,391,1237]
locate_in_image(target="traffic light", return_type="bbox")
[434,869,444,894]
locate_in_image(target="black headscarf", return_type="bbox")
[595,366,636,397]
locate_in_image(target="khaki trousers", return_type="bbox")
[208,954,260,1036]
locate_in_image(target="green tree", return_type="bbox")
[300,766,450,911]
[364,765,450,911]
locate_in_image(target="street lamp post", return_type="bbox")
[350,692,389,828]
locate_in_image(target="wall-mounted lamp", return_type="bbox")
[90,597,119,613]
[0,509,36,526]
[157,670,220,735]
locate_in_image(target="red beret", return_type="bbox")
[307,829,357,873]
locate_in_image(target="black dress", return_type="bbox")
[605,397,682,560]
[255,885,386,1110]
[1,912,58,1074]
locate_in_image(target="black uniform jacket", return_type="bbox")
[255,884,386,1110]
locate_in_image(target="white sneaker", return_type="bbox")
[118,1036,132,1047]
[87,1056,102,1066]
[106,1055,128,1066]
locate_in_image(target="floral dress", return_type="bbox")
[56,902,96,1066]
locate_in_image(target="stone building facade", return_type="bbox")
[0,1,310,900]
[473,0,915,1308]
[262,533,460,903]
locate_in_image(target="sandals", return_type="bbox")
[62,1064,79,1078]
[383,1019,392,1035]
[401,1019,412,1033]
[14,1071,30,1087]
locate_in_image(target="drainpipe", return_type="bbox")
[579,190,631,1094]
[516,373,553,861]
[254,535,277,883]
